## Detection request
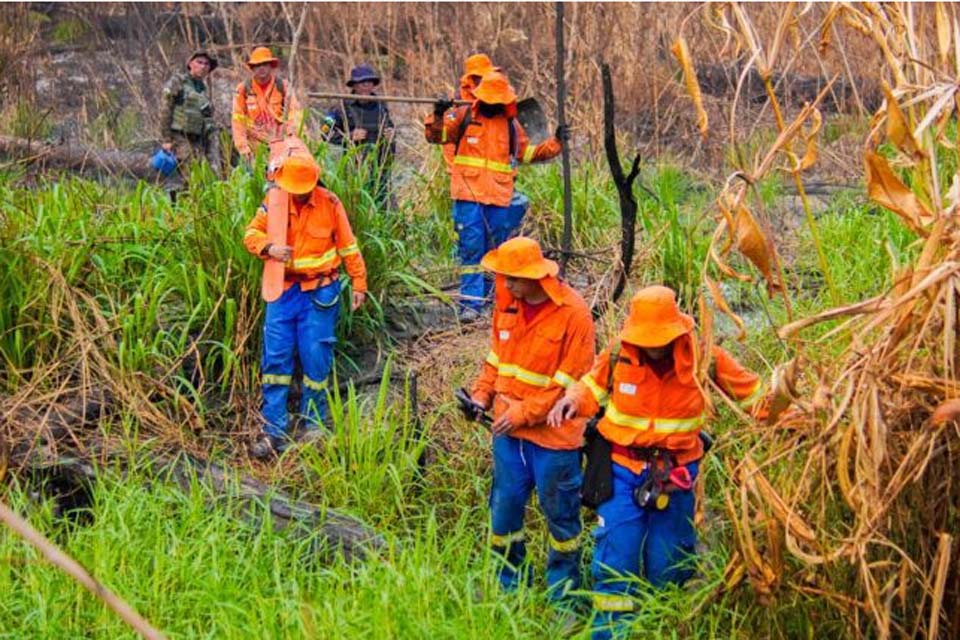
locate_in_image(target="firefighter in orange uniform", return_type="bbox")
[243,155,366,458]
[548,286,766,639]
[466,236,595,604]
[426,70,569,320]
[232,46,304,162]
[441,53,497,173]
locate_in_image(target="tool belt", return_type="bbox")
[285,271,336,288]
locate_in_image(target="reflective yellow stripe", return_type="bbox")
[522,145,536,164]
[441,128,448,143]
[593,593,635,612]
[553,370,576,389]
[453,155,514,174]
[461,264,484,274]
[244,228,266,238]
[337,243,360,257]
[303,375,328,392]
[737,381,765,409]
[262,374,291,385]
[549,532,580,553]
[605,403,704,433]
[498,363,552,388]
[232,113,252,123]
[583,374,609,406]
[491,530,525,547]
[292,248,338,271]
[486,351,500,367]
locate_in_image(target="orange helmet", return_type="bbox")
[619,286,695,347]
[247,46,280,68]
[481,236,558,280]
[473,70,517,105]
[463,53,494,78]
[274,155,319,195]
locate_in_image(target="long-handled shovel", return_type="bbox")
[307,92,549,140]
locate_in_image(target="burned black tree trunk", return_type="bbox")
[601,62,642,308]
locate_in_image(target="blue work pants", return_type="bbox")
[260,281,340,439]
[490,435,582,603]
[591,460,700,640]
[452,192,529,311]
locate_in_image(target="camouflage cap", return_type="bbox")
[188,50,218,72]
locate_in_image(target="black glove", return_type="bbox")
[433,98,454,117]
[555,123,571,142]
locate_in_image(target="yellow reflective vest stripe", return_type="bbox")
[521,145,536,164]
[453,154,513,174]
[553,370,576,389]
[497,362,552,388]
[291,247,338,271]
[604,403,704,433]
[337,243,360,257]
[583,373,609,406]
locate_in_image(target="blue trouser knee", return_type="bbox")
[261,281,340,438]
[452,198,525,311]
[590,461,699,640]
[490,435,582,600]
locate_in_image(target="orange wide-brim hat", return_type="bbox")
[274,155,319,195]
[481,236,559,280]
[247,46,280,68]
[473,70,517,105]
[619,285,695,347]
[463,53,494,78]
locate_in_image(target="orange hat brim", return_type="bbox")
[275,170,317,195]
[480,250,559,280]
[473,83,517,105]
[619,315,694,347]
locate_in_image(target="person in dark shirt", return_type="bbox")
[321,63,395,211]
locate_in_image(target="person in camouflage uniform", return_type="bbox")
[159,50,222,190]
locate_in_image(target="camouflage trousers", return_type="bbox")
[165,130,222,191]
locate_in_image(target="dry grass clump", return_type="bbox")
[673,4,960,637]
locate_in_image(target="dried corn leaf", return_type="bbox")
[706,276,746,341]
[768,358,800,425]
[671,36,708,139]
[864,151,933,233]
[742,456,817,544]
[798,107,822,171]
[734,204,777,287]
[928,533,953,639]
[936,3,952,68]
[882,81,924,160]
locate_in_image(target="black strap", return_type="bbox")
[453,108,518,160]
[606,341,622,393]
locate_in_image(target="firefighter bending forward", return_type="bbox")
[549,286,766,639]
[243,155,367,457]
[468,237,595,604]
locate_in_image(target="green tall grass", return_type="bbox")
[0,153,914,638]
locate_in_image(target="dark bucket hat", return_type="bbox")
[346,63,381,87]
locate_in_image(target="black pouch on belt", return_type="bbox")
[581,418,613,509]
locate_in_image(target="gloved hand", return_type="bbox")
[433,98,454,116]
[555,123,571,142]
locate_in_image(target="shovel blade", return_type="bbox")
[516,97,548,141]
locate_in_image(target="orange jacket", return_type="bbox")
[441,77,481,173]
[472,276,596,450]
[567,336,765,473]
[426,104,562,207]
[232,78,303,155]
[244,186,367,293]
